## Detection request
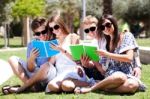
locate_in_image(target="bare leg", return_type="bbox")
[75,72,127,94]
[17,62,50,93]
[61,78,89,92]
[47,81,62,93]
[105,78,139,94]
[8,56,28,84]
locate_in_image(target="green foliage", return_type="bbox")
[11,0,46,19]
[46,0,81,32]
[113,0,150,37]
[0,0,15,25]
[86,0,103,18]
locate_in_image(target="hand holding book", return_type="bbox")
[30,48,39,59]
[32,39,60,58]
[70,45,100,62]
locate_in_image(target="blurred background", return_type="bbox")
[0,0,150,48]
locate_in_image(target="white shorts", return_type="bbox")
[45,66,95,92]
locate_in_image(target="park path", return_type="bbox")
[0,59,14,85]
[0,47,26,85]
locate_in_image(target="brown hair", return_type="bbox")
[97,14,120,52]
[48,15,70,35]
[31,17,47,31]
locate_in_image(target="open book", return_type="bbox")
[70,45,100,61]
[32,39,59,58]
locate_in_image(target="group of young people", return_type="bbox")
[2,14,146,95]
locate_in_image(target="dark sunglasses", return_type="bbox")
[84,26,96,34]
[34,29,47,36]
[99,22,112,31]
[49,25,60,32]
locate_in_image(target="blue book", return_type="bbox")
[32,39,60,58]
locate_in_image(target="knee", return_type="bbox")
[61,80,75,92]
[127,81,139,93]
[47,82,60,92]
[38,64,49,79]
[8,56,17,64]
[112,72,127,84]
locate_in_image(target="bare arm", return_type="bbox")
[97,49,134,63]
[93,62,105,75]
[27,48,39,72]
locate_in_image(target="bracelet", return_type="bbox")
[64,50,67,53]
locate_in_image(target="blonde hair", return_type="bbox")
[82,15,98,27]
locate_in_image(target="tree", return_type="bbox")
[86,0,103,18]
[103,0,112,15]
[46,0,80,33]
[11,0,46,46]
[113,0,150,37]
[0,0,15,48]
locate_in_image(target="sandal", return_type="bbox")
[2,85,21,95]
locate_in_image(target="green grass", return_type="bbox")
[136,38,150,47]
[0,37,150,48]
[0,49,26,61]
[0,49,150,99]
[0,37,23,48]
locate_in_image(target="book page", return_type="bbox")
[32,41,47,57]
[84,46,100,61]
[46,40,59,57]
[32,40,59,58]
[69,45,84,60]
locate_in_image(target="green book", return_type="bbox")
[70,45,100,61]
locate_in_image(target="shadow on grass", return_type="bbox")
[0,45,23,48]
[92,90,135,96]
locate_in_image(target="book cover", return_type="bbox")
[70,45,100,61]
[32,39,59,58]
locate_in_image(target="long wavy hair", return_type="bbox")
[97,14,120,52]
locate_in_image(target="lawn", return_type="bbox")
[136,38,150,47]
[0,37,23,48]
[0,37,150,48]
[0,49,150,99]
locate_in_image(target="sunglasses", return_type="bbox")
[49,25,60,32]
[99,22,112,31]
[84,26,96,34]
[34,29,47,36]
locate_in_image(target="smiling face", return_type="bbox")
[101,19,114,36]
[48,22,62,38]
[83,23,97,39]
[33,25,48,41]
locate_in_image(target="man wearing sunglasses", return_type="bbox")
[4,17,56,94]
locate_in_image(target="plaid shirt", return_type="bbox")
[100,32,138,77]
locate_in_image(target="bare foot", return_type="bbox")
[74,87,91,94]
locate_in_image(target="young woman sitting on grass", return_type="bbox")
[74,14,146,94]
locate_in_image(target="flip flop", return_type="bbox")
[2,85,21,95]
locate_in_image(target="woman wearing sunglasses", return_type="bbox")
[3,17,57,94]
[45,15,93,93]
[74,14,146,94]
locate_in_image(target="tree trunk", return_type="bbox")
[22,16,30,46]
[103,0,112,15]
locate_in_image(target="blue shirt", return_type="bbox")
[27,40,49,68]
